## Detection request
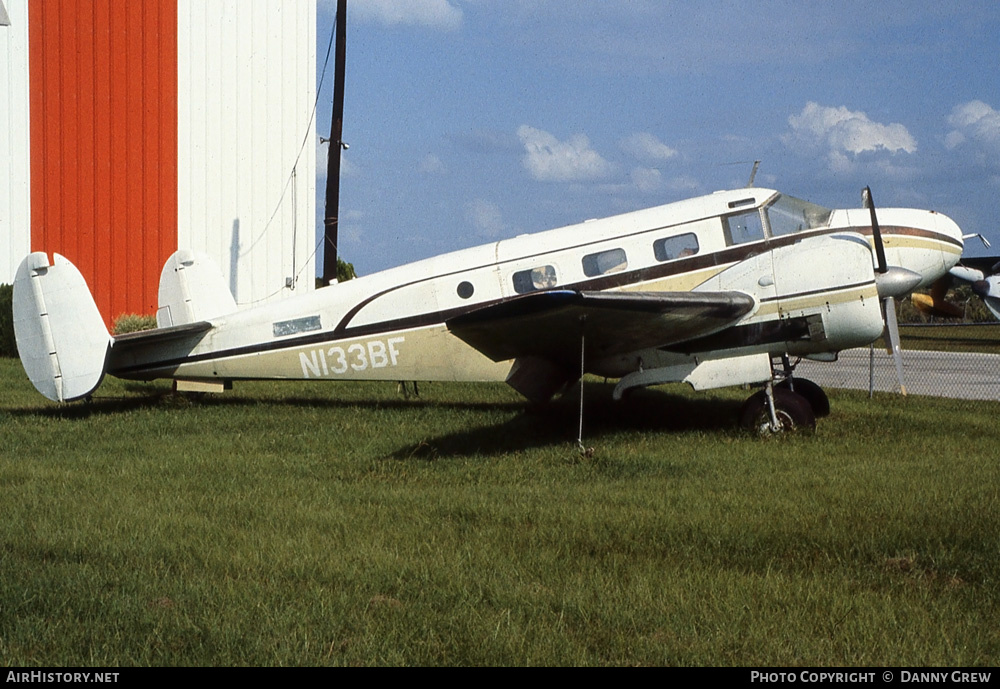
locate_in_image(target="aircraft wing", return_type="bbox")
[446,289,756,363]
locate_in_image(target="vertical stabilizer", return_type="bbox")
[13,253,111,402]
[156,250,237,327]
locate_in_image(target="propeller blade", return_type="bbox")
[911,274,964,318]
[911,292,964,318]
[862,186,888,274]
[974,276,1000,321]
[882,296,907,396]
[930,274,951,303]
[949,264,985,283]
[864,187,907,394]
[972,279,991,299]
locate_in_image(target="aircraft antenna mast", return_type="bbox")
[322,0,348,285]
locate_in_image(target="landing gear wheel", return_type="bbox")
[776,377,830,418]
[739,388,816,435]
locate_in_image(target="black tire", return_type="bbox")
[777,377,830,418]
[739,388,816,435]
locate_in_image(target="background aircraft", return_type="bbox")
[912,254,1000,322]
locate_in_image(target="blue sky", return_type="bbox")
[316,0,1000,276]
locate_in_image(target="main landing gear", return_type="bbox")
[739,356,830,435]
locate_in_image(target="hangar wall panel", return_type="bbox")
[177,0,316,308]
[28,0,178,324]
[0,0,30,285]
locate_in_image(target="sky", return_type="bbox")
[315,0,1000,277]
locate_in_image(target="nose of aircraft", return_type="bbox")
[932,210,964,254]
[878,208,964,288]
[931,211,965,283]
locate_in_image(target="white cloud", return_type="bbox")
[317,140,329,179]
[664,175,700,193]
[517,125,615,182]
[419,154,447,174]
[630,166,662,193]
[784,102,917,157]
[946,100,1000,152]
[350,0,462,31]
[466,199,506,238]
[340,210,366,249]
[827,150,853,175]
[316,141,356,180]
[824,149,920,181]
[621,132,678,161]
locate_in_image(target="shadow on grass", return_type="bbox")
[6,389,176,419]
[6,381,531,420]
[7,380,745,457]
[391,383,744,460]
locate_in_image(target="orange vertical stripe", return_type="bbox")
[76,2,95,284]
[29,0,178,328]
[93,0,112,310]
[108,0,128,321]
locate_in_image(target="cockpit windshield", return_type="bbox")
[765,194,833,237]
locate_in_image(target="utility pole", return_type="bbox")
[322,0,347,285]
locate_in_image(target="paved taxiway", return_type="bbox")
[796,348,1000,401]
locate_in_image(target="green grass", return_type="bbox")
[1,358,999,666]
[900,323,1000,354]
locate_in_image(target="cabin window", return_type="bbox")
[512,265,558,293]
[765,194,833,237]
[457,281,474,299]
[582,248,627,277]
[724,209,765,245]
[653,233,699,261]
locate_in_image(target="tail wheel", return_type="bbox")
[776,377,830,418]
[739,388,816,435]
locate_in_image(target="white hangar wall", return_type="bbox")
[178,0,317,307]
[0,0,30,285]
[0,0,317,311]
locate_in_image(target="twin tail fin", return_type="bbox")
[13,250,233,402]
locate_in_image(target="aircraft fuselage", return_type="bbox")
[104,188,963,398]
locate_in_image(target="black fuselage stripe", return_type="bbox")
[110,224,951,376]
[333,224,957,333]
[109,279,876,377]
[757,280,875,304]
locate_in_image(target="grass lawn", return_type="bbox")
[900,323,1000,354]
[1,358,998,666]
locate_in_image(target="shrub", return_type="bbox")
[0,284,15,357]
[314,257,359,289]
[112,313,158,335]
[337,257,357,282]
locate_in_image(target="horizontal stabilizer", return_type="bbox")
[113,320,213,347]
[13,253,111,402]
[107,320,214,377]
[447,289,756,364]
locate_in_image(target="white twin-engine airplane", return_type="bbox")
[13,187,963,433]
